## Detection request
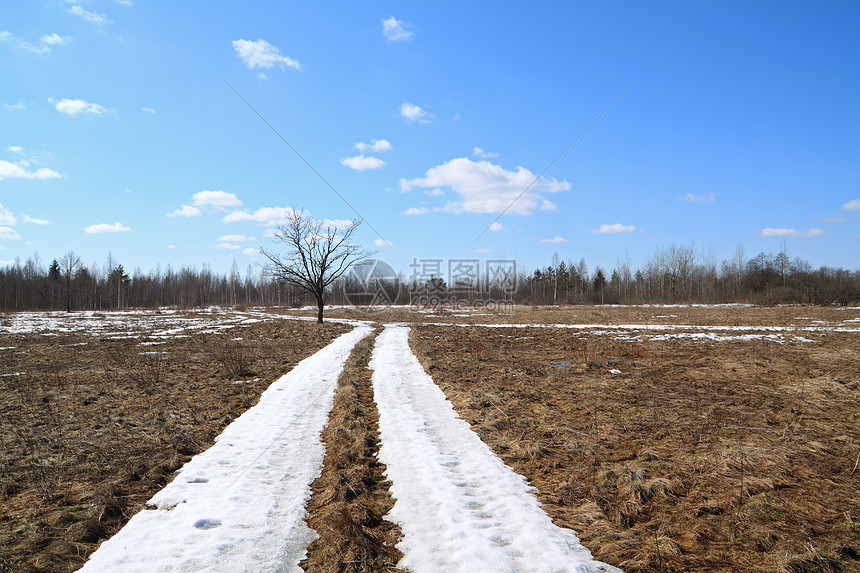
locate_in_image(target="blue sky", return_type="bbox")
[1,1,858,278]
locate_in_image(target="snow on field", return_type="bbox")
[370,325,620,573]
[79,325,372,573]
[0,307,365,338]
[0,308,242,336]
[423,321,859,343]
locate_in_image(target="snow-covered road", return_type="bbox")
[81,320,621,572]
[370,325,620,573]
[80,325,372,573]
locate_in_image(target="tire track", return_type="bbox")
[80,325,372,572]
[369,324,621,573]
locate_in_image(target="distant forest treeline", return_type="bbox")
[0,244,858,312]
[516,244,859,306]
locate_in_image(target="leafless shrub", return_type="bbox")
[214,340,254,379]
[132,352,166,392]
[32,454,65,502]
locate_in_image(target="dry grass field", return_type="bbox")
[1,304,858,572]
[0,310,348,573]
[408,305,860,572]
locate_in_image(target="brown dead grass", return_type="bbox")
[409,306,860,572]
[0,310,349,573]
[306,302,860,328]
[301,328,404,572]
[3,304,858,572]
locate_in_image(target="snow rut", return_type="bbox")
[370,324,621,573]
[80,325,372,573]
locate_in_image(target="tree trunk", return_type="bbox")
[316,296,324,324]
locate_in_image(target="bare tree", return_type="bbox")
[261,208,374,323]
[59,251,82,312]
[776,238,790,286]
[733,243,746,298]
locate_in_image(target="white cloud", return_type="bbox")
[2,102,28,112]
[321,218,355,230]
[842,199,860,211]
[400,157,570,215]
[374,238,394,247]
[819,214,846,223]
[115,0,133,6]
[224,206,292,227]
[192,190,242,209]
[0,31,54,55]
[85,222,131,234]
[40,33,70,46]
[340,155,385,171]
[400,102,433,124]
[225,207,343,232]
[243,247,260,256]
[404,207,428,216]
[23,214,51,225]
[382,16,413,42]
[680,192,715,204]
[232,39,301,71]
[0,227,22,240]
[69,5,109,24]
[355,139,391,153]
[141,107,156,114]
[539,199,557,211]
[7,146,22,153]
[593,223,636,234]
[54,98,108,116]
[0,159,61,181]
[757,227,824,238]
[0,204,15,225]
[472,147,499,159]
[168,191,242,218]
[217,234,256,242]
[424,188,445,197]
[167,205,201,218]
[488,222,504,232]
[539,236,569,244]
[216,243,240,250]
